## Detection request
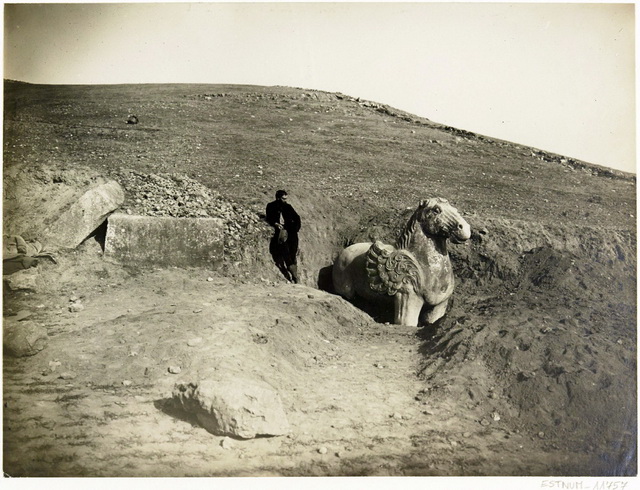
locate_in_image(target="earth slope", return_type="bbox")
[3,80,636,477]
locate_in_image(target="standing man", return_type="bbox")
[266,190,301,283]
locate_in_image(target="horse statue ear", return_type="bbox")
[421,198,437,209]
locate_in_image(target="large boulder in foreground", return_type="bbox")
[173,378,290,439]
[43,180,125,249]
[104,214,224,268]
[3,320,48,357]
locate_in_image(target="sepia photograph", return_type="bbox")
[2,1,637,486]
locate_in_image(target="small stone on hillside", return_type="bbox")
[69,302,84,313]
[168,366,182,374]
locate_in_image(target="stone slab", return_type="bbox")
[104,214,224,268]
[44,180,125,249]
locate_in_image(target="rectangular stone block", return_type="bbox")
[104,214,224,268]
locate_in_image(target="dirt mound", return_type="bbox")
[414,233,636,474]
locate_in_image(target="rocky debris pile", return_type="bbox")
[114,170,269,263]
[192,89,341,103]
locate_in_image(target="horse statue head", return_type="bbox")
[399,198,471,249]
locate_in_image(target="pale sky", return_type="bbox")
[3,2,636,173]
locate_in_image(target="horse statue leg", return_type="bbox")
[423,299,449,324]
[393,291,423,327]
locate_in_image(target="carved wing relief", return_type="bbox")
[365,241,421,295]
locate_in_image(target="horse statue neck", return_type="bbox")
[397,214,449,261]
[397,211,454,304]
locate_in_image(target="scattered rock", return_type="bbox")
[3,269,39,292]
[187,337,203,347]
[122,380,133,387]
[13,310,33,322]
[492,412,501,422]
[3,322,48,357]
[58,372,76,380]
[168,366,182,374]
[49,360,61,371]
[220,437,234,450]
[173,376,290,439]
[68,302,85,313]
[318,447,328,454]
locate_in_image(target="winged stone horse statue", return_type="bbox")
[332,198,471,327]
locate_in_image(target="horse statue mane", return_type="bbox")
[333,198,470,327]
[397,197,452,249]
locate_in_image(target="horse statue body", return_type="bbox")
[332,198,470,327]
